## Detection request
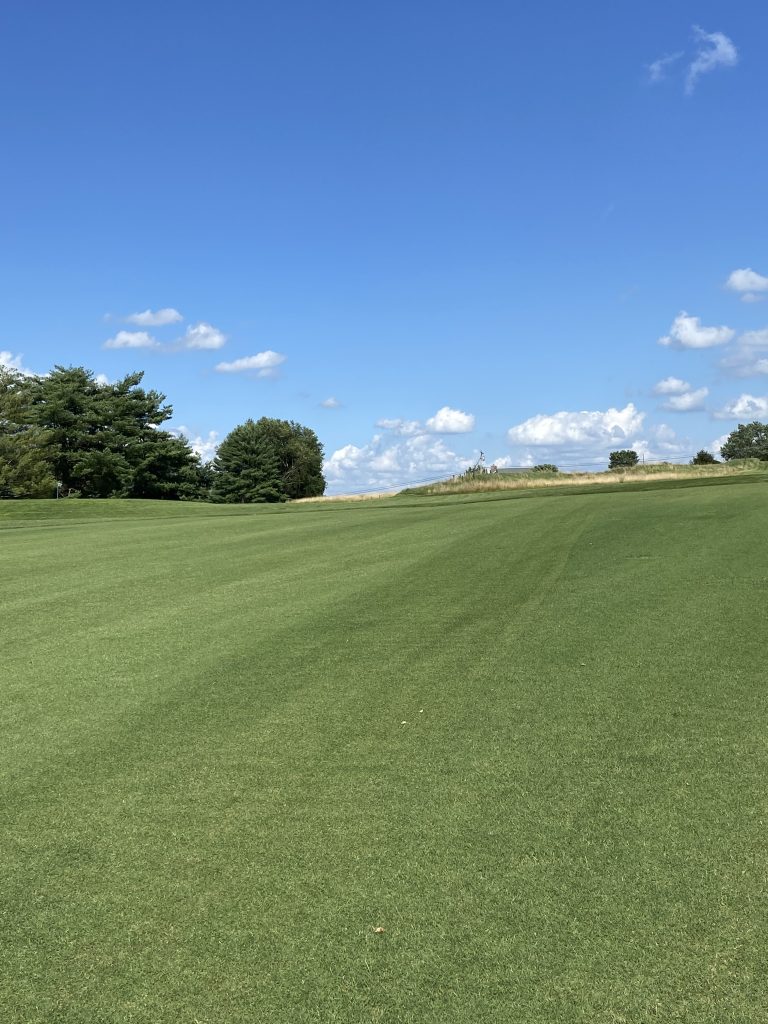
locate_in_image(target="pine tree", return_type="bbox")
[211,420,286,503]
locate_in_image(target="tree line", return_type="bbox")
[608,423,768,470]
[0,365,325,502]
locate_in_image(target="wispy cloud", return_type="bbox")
[376,418,422,436]
[721,328,768,377]
[214,350,286,376]
[126,307,183,327]
[103,330,160,350]
[320,397,341,409]
[0,350,37,376]
[658,312,735,349]
[648,51,683,83]
[647,27,738,94]
[725,268,768,303]
[183,322,227,350]
[686,27,738,95]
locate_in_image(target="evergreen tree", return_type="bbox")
[24,366,203,498]
[211,419,285,503]
[0,368,56,498]
[210,417,325,502]
[247,417,325,498]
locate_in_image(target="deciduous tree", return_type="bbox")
[720,422,768,462]
[608,449,639,469]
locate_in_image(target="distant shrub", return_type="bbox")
[531,464,559,473]
[609,449,639,469]
[691,450,719,465]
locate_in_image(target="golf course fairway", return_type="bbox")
[2,477,766,1023]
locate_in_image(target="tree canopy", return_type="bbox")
[0,365,206,499]
[720,421,768,462]
[0,368,56,498]
[211,417,325,503]
[608,449,639,469]
[691,449,719,465]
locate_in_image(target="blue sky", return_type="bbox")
[2,1,766,492]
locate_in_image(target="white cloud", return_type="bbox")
[653,377,708,412]
[320,397,341,409]
[214,350,286,376]
[126,307,183,327]
[103,330,160,349]
[376,405,476,437]
[174,426,219,462]
[0,351,37,376]
[375,417,422,436]
[685,27,738,95]
[648,51,683,83]
[662,386,708,412]
[94,373,111,386]
[725,268,768,302]
[183,322,227,350]
[323,432,472,494]
[715,394,768,420]
[720,328,768,377]
[739,328,768,348]
[629,424,692,463]
[658,311,735,349]
[507,403,644,446]
[425,405,475,433]
[711,433,730,456]
[653,376,690,395]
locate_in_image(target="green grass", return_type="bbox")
[2,479,768,1022]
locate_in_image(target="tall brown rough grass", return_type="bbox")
[402,462,759,497]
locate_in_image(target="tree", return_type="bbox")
[719,421,768,462]
[531,463,559,473]
[249,417,325,499]
[211,419,285,503]
[23,366,203,498]
[211,417,325,503]
[0,368,56,498]
[609,449,639,469]
[691,449,719,465]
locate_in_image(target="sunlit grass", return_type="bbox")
[3,478,768,1022]
[402,459,765,496]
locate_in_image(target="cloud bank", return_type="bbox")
[507,403,644,446]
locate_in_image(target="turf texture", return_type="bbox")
[2,480,767,1022]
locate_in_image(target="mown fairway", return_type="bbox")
[2,479,767,1023]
